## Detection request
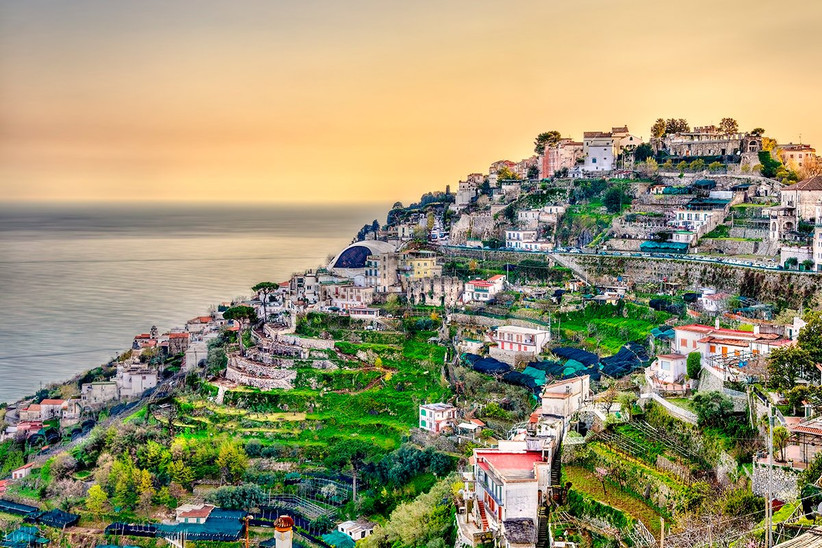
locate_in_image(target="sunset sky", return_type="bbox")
[2,0,821,206]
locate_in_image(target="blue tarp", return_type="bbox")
[464,354,512,374]
[322,531,355,548]
[0,499,39,517]
[522,366,547,386]
[552,347,599,366]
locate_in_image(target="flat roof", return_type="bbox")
[476,450,545,481]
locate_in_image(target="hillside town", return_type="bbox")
[5,117,822,547]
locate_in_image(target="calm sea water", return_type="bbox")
[0,202,387,403]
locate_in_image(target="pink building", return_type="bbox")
[542,139,583,178]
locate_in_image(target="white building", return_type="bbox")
[463,275,506,303]
[337,520,376,541]
[492,326,551,357]
[672,323,792,372]
[539,376,590,425]
[116,363,159,399]
[505,230,538,250]
[11,463,34,480]
[470,442,552,548]
[583,131,616,172]
[80,381,119,407]
[419,402,457,434]
[175,504,215,524]
[697,289,730,314]
[644,353,688,394]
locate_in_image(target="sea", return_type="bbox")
[0,202,388,403]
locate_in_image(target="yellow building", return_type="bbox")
[399,250,442,279]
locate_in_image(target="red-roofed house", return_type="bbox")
[175,503,215,524]
[673,323,792,373]
[0,479,8,495]
[167,332,190,355]
[19,404,42,422]
[463,275,506,303]
[11,463,34,480]
[465,443,551,548]
[39,399,65,420]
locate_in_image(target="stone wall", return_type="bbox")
[752,464,798,502]
[404,276,465,307]
[489,346,535,366]
[729,227,769,240]
[275,334,336,350]
[563,255,822,309]
[695,239,762,256]
[450,212,496,244]
[226,356,297,390]
[450,312,549,331]
[605,238,643,252]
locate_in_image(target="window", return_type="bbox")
[710,345,716,353]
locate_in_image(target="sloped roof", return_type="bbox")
[793,176,822,191]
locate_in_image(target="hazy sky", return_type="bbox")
[2,0,821,205]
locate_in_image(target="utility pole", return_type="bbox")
[766,401,774,548]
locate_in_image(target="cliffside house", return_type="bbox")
[644,353,688,395]
[463,275,506,303]
[419,402,457,434]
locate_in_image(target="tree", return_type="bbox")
[252,282,279,323]
[216,440,248,484]
[798,311,822,364]
[687,352,702,380]
[758,151,782,179]
[527,164,540,180]
[708,161,724,172]
[534,131,562,154]
[600,385,618,414]
[751,127,765,136]
[719,118,739,134]
[650,118,666,139]
[692,391,733,427]
[767,345,814,391]
[677,160,688,172]
[324,438,372,500]
[689,159,706,171]
[496,166,519,180]
[643,157,659,175]
[86,484,108,517]
[223,305,258,355]
[773,426,790,462]
[603,187,627,213]
[168,459,195,490]
[634,143,654,162]
[665,118,690,135]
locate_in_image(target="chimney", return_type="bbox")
[715,318,720,329]
[274,516,294,548]
[754,324,761,336]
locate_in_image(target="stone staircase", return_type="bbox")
[476,501,489,530]
[536,506,549,548]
